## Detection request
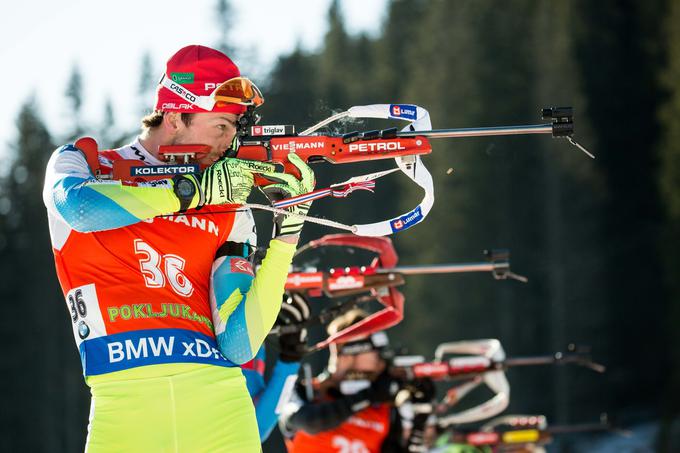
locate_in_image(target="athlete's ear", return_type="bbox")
[163,111,181,132]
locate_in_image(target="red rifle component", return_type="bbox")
[413,362,450,379]
[329,266,377,276]
[114,144,208,181]
[74,137,102,177]
[285,272,324,290]
[327,274,366,291]
[448,356,493,375]
[405,357,492,380]
[393,349,603,382]
[466,432,501,446]
[289,234,404,350]
[113,145,211,182]
[71,140,211,183]
[237,135,432,181]
[286,236,524,350]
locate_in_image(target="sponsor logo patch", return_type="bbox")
[130,164,199,176]
[328,275,365,291]
[448,356,491,373]
[230,258,254,276]
[348,141,407,153]
[286,272,324,289]
[390,206,423,232]
[171,72,195,84]
[251,125,287,136]
[271,141,324,152]
[83,330,235,375]
[389,104,417,120]
[467,432,500,446]
[77,321,90,339]
[413,362,450,378]
[161,103,195,110]
[169,83,197,102]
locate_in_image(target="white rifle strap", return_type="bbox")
[284,104,435,237]
[242,203,357,232]
[446,378,485,403]
[437,387,509,426]
[346,104,435,237]
[436,339,511,426]
[434,339,505,362]
[243,167,405,232]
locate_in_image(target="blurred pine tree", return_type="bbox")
[571,0,668,424]
[1,100,89,451]
[658,0,680,448]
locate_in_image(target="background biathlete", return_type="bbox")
[279,309,406,453]
[242,293,310,442]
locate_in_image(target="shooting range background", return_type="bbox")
[1,1,678,451]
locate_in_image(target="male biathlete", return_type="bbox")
[43,45,314,452]
[279,309,406,453]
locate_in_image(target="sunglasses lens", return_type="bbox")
[214,80,241,98]
[212,78,263,106]
[241,82,253,99]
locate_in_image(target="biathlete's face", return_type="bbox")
[171,112,240,166]
[335,349,386,381]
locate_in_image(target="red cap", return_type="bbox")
[154,45,246,114]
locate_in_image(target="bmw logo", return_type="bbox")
[78,321,90,339]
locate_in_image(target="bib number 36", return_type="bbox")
[134,239,194,297]
[64,284,104,344]
[68,288,87,322]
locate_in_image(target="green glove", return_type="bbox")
[181,158,276,209]
[259,153,315,238]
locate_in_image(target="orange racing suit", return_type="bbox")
[43,138,295,451]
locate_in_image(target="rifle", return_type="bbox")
[271,234,526,351]
[392,343,605,382]
[444,414,618,450]
[76,105,591,237]
[286,245,527,299]
[390,340,604,427]
[234,104,592,236]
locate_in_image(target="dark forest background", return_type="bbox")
[1,0,679,451]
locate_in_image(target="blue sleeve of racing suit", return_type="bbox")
[211,240,296,364]
[252,359,300,441]
[43,144,185,232]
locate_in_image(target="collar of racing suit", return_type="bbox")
[130,137,165,165]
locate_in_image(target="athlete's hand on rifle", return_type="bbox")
[368,369,401,404]
[276,293,311,363]
[409,378,436,404]
[259,153,316,238]
[177,158,276,209]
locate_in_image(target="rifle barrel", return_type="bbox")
[379,263,497,275]
[503,355,561,367]
[546,423,612,435]
[397,124,553,139]
[504,353,605,373]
